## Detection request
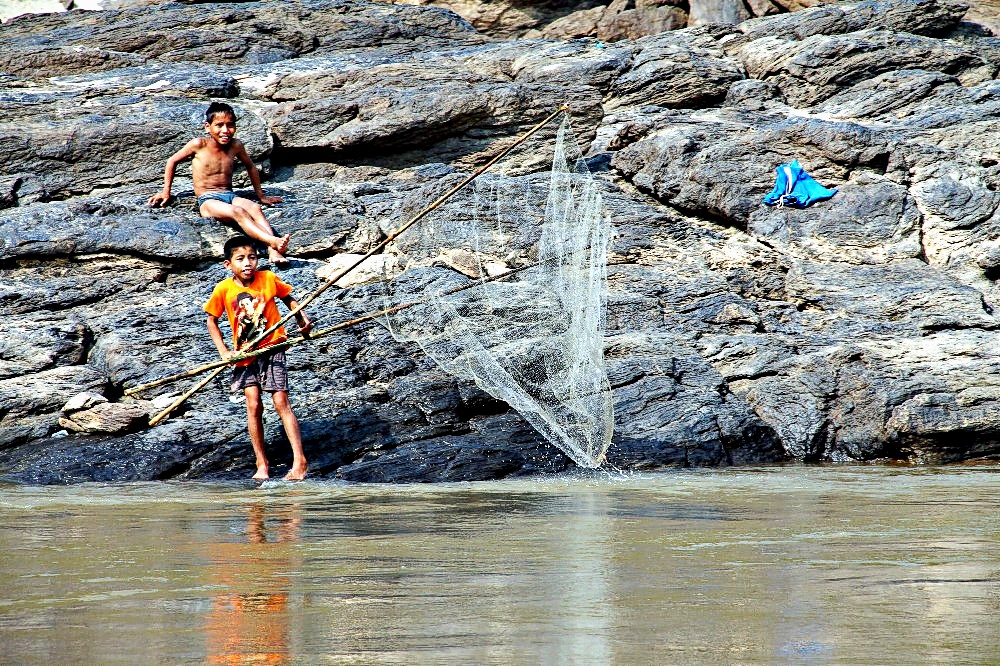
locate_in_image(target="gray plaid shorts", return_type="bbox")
[232,349,288,393]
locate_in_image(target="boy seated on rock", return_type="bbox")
[149,101,292,265]
[205,235,312,481]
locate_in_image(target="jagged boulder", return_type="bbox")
[59,392,150,434]
[527,0,689,41]
[389,0,610,39]
[738,29,993,107]
[606,28,746,109]
[2,0,1000,485]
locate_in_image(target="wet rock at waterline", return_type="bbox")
[2,0,1000,484]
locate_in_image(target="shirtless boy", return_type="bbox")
[149,101,291,265]
[205,235,312,481]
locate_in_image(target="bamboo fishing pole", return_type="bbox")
[129,257,548,396]
[148,365,226,427]
[136,104,569,425]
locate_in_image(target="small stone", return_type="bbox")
[60,402,149,435]
[316,254,398,288]
[435,249,485,279]
[61,391,108,415]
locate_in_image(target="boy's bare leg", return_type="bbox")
[200,199,291,264]
[245,386,270,480]
[233,196,290,263]
[271,391,308,481]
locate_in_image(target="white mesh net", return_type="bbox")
[381,116,614,468]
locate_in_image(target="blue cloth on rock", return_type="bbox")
[762,160,837,208]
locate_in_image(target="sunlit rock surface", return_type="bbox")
[2,0,999,484]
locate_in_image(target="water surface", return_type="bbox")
[1,465,998,664]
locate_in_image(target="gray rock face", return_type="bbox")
[607,28,746,110]
[388,0,610,39]
[523,0,817,41]
[739,29,991,107]
[738,0,969,41]
[528,0,689,42]
[2,0,1000,485]
[260,54,606,167]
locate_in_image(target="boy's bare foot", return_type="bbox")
[252,466,269,481]
[268,248,290,266]
[283,466,308,481]
[267,234,291,266]
[274,234,291,255]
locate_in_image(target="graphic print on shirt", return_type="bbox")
[233,291,267,350]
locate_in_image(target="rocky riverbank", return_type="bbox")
[2,0,999,483]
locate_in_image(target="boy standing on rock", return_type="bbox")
[205,235,312,481]
[149,101,292,265]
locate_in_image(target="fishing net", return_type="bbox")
[380,116,614,467]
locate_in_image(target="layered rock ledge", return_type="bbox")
[1,0,999,483]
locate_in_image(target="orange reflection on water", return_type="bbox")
[205,503,301,665]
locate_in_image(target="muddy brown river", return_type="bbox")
[1,465,998,664]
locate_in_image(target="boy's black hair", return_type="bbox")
[223,235,259,259]
[205,101,236,124]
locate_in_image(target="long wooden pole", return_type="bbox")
[128,257,547,396]
[148,366,226,427]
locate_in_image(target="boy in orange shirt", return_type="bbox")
[205,236,312,481]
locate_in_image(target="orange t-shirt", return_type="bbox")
[204,270,293,365]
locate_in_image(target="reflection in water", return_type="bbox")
[0,467,998,663]
[204,503,301,665]
[550,491,611,664]
[768,496,834,661]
